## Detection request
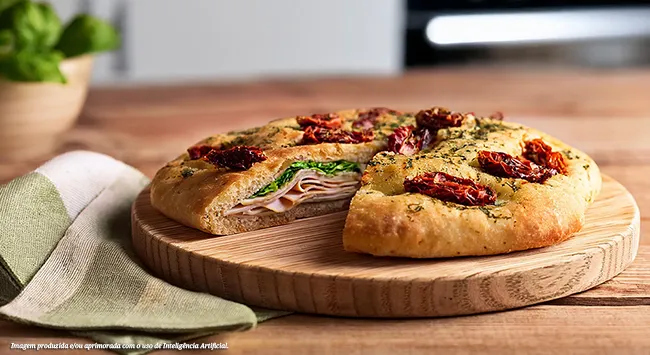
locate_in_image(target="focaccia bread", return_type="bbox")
[150,106,601,258]
[342,111,601,258]
[150,108,408,234]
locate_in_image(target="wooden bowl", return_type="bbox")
[0,55,94,161]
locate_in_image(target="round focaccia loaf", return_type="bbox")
[150,108,412,235]
[342,116,601,258]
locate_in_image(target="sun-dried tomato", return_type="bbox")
[415,107,465,131]
[352,115,375,130]
[523,139,568,175]
[296,113,342,129]
[477,150,555,183]
[387,126,419,156]
[203,146,267,170]
[187,145,216,160]
[489,111,504,121]
[404,172,496,206]
[387,126,437,155]
[352,107,401,129]
[301,126,374,145]
[415,127,435,149]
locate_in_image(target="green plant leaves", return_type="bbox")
[0,29,13,57]
[0,49,65,83]
[0,1,119,83]
[55,14,119,58]
[0,1,61,51]
[0,0,25,15]
[0,1,65,83]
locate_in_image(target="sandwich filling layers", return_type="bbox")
[225,160,362,216]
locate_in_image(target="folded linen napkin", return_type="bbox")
[0,151,288,354]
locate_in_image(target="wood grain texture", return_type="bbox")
[209,306,650,355]
[3,248,650,354]
[132,175,640,318]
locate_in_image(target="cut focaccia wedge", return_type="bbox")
[150,108,413,235]
[342,114,601,258]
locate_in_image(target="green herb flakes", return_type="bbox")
[181,168,196,178]
[407,204,424,213]
[478,206,511,219]
[505,180,519,192]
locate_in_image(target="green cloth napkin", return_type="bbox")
[0,151,288,354]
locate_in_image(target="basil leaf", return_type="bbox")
[55,14,119,58]
[0,49,65,83]
[251,160,361,198]
[0,2,61,51]
[0,29,12,57]
[0,0,24,16]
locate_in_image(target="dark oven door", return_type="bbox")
[406,0,650,67]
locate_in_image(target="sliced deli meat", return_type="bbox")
[225,170,361,216]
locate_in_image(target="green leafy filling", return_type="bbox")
[251,160,360,198]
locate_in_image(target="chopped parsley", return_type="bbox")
[478,206,512,219]
[504,180,519,192]
[469,119,516,140]
[407,203,424,213]
[223,136,247,149]
[250,160,361,198]
[562,150,580,160]
[448,143,471,155]
[260,126,281,146]
[396,113,414,123]
[181,167,196,178]
[441,201,469,210]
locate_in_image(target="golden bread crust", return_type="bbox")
[150,109,408,234]
[342,119,601,257]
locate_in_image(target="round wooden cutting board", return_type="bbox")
[131,175,639,318]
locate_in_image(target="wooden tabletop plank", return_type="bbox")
[86,68,650,119]
[212,306,650,355]
[3,307,649,355]
[4,307,650,355]
[2,247,648,354]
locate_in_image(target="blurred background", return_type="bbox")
[48,0,650,86]
[3,0,650,184]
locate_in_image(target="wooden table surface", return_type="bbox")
[1,67,649,354]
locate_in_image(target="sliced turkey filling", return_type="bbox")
[225,170,361,216]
